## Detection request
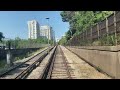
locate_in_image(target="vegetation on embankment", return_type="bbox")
[59,11,113,45]
[0,48,43,71]
[0,37,54,49]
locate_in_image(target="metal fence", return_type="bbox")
[67,11,120,46]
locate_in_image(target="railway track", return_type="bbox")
[25,46,57,79]
[0,46,54,79]
[40,45,76,79]
[0,45,111,79]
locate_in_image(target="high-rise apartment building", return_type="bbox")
[40,25,55,41]
[27,20,40,39]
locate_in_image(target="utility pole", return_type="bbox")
[3,38,13,66]
[7,40,13,66]
[46,17,50,53]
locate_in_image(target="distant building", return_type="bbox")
[40,25,48,39]
[27,20,40,39]
[40,25,55,41]
[27,20,55,41]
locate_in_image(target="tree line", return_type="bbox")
[7,37,55,49]
[59,11,113,45]
[0,33,54,49]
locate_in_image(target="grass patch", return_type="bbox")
[13,51,35,62]
[0,48,45,72]
[13,48,43,61]
[0,59,7,69]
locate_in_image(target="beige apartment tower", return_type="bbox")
[28,20,40,39]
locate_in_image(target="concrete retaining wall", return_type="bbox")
[0,48,40,60]
[0,49,6,59]
[66,46,120,79]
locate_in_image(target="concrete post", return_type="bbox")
[6,50,13,66]
[106,18,109,45]
[114,11,117,45]
[6,41,13,66]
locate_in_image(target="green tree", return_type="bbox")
[11,37,52,49]
[60,11,76,22]
[58,36,67,45]
[0,32,4,42]
[60,11,113,45]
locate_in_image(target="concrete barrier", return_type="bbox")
[0,49,6,59]
[66,46,120,79]
[0,48,40,60]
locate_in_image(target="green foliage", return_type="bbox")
[0,60,6,69]
[60,11,113,45]
[58,36,67,45]
[14,51,33,61]
[0,32,4,42]
[4,37,54,49]
[60,11,76,22]
[90,34,116,46]
[108,35,116,45]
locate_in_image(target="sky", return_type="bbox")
[0,11,69,40]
